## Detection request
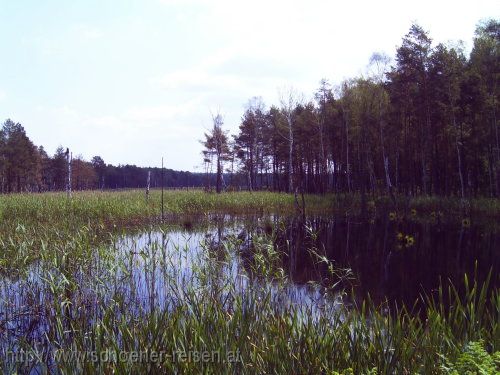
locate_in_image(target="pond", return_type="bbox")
[0,213,498,372]
[115,214,499,308]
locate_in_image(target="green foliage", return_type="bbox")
[202,113,230,193]
[3,221,496,373]
[0,119,40,192]
[0,191,498,373]
[0,19,499,197]
[441,341,499,375]
[1,190,500,236]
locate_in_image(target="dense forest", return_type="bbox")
[203,20,499,197]
[0,120,206,192]
[2,20,498,196]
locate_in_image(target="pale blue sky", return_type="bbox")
[0,0,498,171]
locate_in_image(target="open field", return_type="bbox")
[0,190,498,373]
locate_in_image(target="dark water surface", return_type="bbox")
[121,214,499,308]
[267,215,499,306]
[0,213,498,372]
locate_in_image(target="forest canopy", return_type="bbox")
[1,20,498,197]
[0,119,204,192]
[202,20,499,197]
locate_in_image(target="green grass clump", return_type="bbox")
[0,190,334,231]
[0,190,498,373]
[1,190,499,232]
[441,340,499,374]
[0,224,497,374]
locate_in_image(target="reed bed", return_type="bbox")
[1,190,499,232]
[0,190,326,230]
[0,190,498,373]
[0,222,497,374]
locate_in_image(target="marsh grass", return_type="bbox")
[0,190,321,228]
[0,191,498,373]
[2,190,499,233]
[0,221,497,374]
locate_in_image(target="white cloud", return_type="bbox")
[158,0,206,5]
[74,25,103,40]
[31,35,64,57]
[5,0,498,170]
[26,101,210,169]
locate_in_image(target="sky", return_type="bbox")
[0,0,498,172]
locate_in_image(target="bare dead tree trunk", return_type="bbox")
[493,83,499,197]
[146,170,151,200]
[344,109,351,193]
[379,100,392,192]
[229,144,235,188]
[379,102,397,207]
[422,76,432,195]
[161,157,164,222]
[66,150,72,198]
[216,151,222,193]
[319,120,326,193]
[288,113,293,193]
[370,52,393,197]
[451,102,465,199]
[314,102,327,194]
[279,87,301,194]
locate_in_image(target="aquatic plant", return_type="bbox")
[0,191,498,373]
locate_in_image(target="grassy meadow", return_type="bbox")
[0,190,498,374]
[1,189,500,229]
[0,189,321,227]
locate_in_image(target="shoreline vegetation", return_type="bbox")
[1,189,500,229]
[0,19,500,375]
[0,191,500,374]
[0,6,498,373]
[0,190,498,373]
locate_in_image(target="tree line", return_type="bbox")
[202,20,499,197]
[0,119,206,193]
